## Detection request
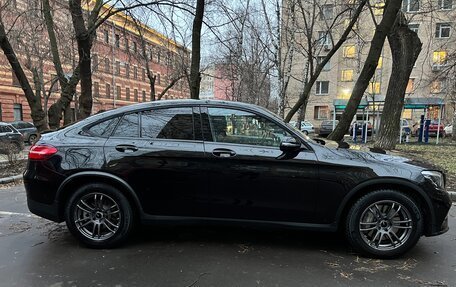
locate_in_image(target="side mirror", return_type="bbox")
[278,138,302,160]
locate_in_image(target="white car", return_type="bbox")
[290,120,315,135]
[444,125,453,136]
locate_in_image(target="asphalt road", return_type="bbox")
[0,184,455,287]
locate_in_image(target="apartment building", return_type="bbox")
[0,0,190,123]
[284,0,455,128]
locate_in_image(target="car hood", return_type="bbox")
[312,144,438,179]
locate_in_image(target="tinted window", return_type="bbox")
[207,108,292,147]
[141,108,194,140]
[0,126,13,133]
[87,117,120,137]
[112,113,140,137]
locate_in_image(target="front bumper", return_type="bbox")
[423,183,452,237]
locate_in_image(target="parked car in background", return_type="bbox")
[289,120,315,135]
[349,121,373,136]
[444,125,453,137]
[10,121,39,144]
[0,122,24,153]
[413,120,445,137]
[318,120,337,137]
[24,100,452,258]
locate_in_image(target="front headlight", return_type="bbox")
[421,170,445,189]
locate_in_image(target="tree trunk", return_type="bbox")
[374,15,422,150]
[452,110,456,141]
[327,0,403,142]
[189,0,205,100]
[69,0,97,120]
[43,0,80,128]
[0,15,47,131]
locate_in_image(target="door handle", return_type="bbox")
[212,148,236,158]
[115,144,138,153]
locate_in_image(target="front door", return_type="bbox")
[202,107,319,223]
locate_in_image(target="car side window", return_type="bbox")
[112,113,140,138]
[86,117,120,138]
[207,108,292,147]
[141,107,194,140]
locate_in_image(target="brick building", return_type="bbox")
[0,1,190,123]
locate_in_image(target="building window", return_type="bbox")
[368,82,381,94]
[315,81,329,95]
[435,23,451,38]
[373,2,385,15]
[13,103,23,121]
[116,86,121,100]
[341,69,354,82]
[104,30,109,44]
[157,51,161,63]
[125,64,130,78]
[318,31,331,46]
[51,74,59,92]
[433,50,448,65]
[142,90,146,102]
[105,58,110,73]
[12,72,20,86]
[106,83,111,98]
[438,0,452,10]
[314,106,329,120]
[115,61,120,75]
[402,0,419,12]
[0,103,2,121]
[94,82,99,97]
[317,56,330,71]
[126,87,131,101]
[409,23,419,33]
[343,45,356,58]
[406,78,415,93]
[431,80,443,93]
[377,56,383,69]
[92,54,98,72]
[157,74,161,85]
[115,34,120,48]
[320,5,333,20]
[134,66,138,79]
[133,42,137,54]
[142,68,146,81]
[134,89,138,102]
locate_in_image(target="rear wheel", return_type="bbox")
[346,190,423,258]
[65,183,134,248]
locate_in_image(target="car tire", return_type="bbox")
[64,183,134,248]
[345,190,423,259]
[28,134,38,145]
[303,130,309,135]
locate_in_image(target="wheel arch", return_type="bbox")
[335,178,435,234]
[56,171,143,220]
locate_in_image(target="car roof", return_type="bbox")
[0,122,13,126]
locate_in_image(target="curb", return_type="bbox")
[0,174,23,184]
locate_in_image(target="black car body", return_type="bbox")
[10,121,39,144]
[24,100,451,258]
[0,122,24,153]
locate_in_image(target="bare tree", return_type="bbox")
[189,0,205,99]
[327,0,403,141]
[374,13,422,150]
[284,0,368,123]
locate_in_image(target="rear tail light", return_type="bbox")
[29,145,58,160]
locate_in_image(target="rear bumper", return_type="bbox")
[27,197,62,222]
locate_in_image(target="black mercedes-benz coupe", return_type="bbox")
[24,100,451,258]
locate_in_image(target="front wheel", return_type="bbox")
[345,190,423,258]
[65,183,134,248]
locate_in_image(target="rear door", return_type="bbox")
[104,106,209,217]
